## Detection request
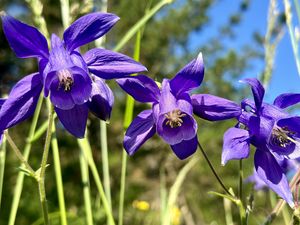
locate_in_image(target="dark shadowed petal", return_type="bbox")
[1,15,48,59]
[254,150,294,208]
[88,76,114,121]
[117,75,160,103]
[191,94,241,121]
[170,135,197,159]
[240,78,265,112]
[273,93,300,109]
[0,73,43,131]
[221,127,250,165]
[0,99,6,107]
[170,52,204,96]
[83,48,147,79]
[124,109,156,155]
[64,13,119,51]
[50,79,75,110]
[55,104,88,138]
[70,71,92,105]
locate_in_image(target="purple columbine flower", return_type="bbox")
[117,53,204,159]
[196,78,300,207]
[0,13,147,138]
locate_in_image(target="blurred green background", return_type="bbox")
[0,0,294,224]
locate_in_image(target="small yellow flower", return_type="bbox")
[132,200,150,211]
[171,206,181,225]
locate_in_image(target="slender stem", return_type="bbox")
[52,129,68,225]
[113,0,174,52]
[264,167,300,224]
[38,105,54,225]
[5,132,35,176]
[284,0,300,76]
[239,160,243,202]
[8,94,43,225]
[79,149,94,225]
[118,150,127,225]
[78,138,116,225]
[197,141,233,197]
[60,0,70,28]
[293,0,300,23]
[0,136,6,209]
[100,121,112,210]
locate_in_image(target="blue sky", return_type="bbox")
[189,0,300,102]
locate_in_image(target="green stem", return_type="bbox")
[0,136,6,209]
[100,121,112,211]
[284,0,300,76]
[113,0,174,52]
[197,141,233,197]
[8,94,43,225]
[51,128,68,225]
[5,132,35,176]
[79,149,94,225]
[38,105,54,225]
[60,0,70,28]
[118,150,127,225]
[78,138,116,225]
[239,160,243,202]
[118,30,142,225]
[293,0,300,23]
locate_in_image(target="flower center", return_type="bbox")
[57,69,74,92]
[165,109,186,128]
[271,126,296,148]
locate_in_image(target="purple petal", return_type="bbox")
[273,93,300,109]
[157,114,197,145]
[64,12,119,51]
[254,150,294,208]
[124,109,156,155]
[191,94,241,121]
[49,79,75,110]
[117,75,160,103]
[240,78,265,112]
[70,72,92,105]
[170,135,197,159]
[83,48,147,79]
[1,15,48,59]
[0,73,43,131]
[55,104,88,138]
[170,52,204,96]
[0,99,6,107]
[221,127,250,165]
[159,79,179,114]
[88,76,114,121]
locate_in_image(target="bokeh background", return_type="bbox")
[0,0,299,224]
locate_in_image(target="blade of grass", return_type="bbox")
[0,136,6,209]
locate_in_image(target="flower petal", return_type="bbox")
[159,79,178,114]
[64,12,119,51]
[55,104,88,138]
[117,75,160,103]
[124,109,156,155]
[221,127,250,165]
[254,150,294,208]
[84,48,147,79]
[191,94,241,121]
[169,52,204,96]
[0,73,43,131]
[170,135,198,159]
[50,79,75,110]
[273,93,300,109]
[70,72,92,105]
[240,78,264,112]
[1,14,48,58]
[87,76,114,121]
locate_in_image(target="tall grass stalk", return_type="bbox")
[79,149,94,225]
[8,94,43,225]
[78,137,116,225]
[0,136,6,209]
[284,0,300,76]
